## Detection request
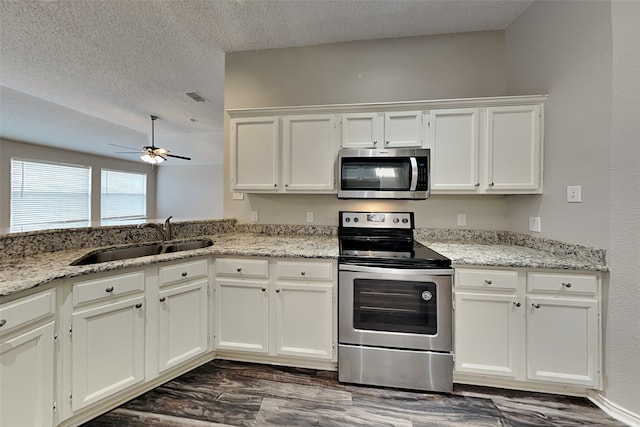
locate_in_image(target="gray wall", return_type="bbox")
[505,0,639,417]
[224,31,511,228]
[0,138,157,230]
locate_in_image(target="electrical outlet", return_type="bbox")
[457,214,467,226]
[306,212,314,223]
[251,211,258,222]
[232,192,244,200]
[567,185,582,203]
[529,216,541,233]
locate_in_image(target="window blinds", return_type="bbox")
[10,158,91,232]
[100,169,147,223]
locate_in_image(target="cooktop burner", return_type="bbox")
[338,211,451,269]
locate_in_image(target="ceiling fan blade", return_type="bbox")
[109,142,140,151]
[114,151,142,154]
[166,153,192,161]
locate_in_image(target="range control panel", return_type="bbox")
[339,211,414,229]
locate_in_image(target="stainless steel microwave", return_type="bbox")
[337,148,430,199]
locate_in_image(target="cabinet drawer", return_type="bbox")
[527,272,598,295]
[159,259,208,286]
[0,289,56,334]
[73,270,145,306]
[455,268,519,291]
[276,260,333,281]
[216,258,269,278]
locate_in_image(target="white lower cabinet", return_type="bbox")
[215,257,336,364]
[70,276,146,411]
[0,289,56,427]
[454,268,601,390]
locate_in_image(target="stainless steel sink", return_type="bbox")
[70,239,213,265]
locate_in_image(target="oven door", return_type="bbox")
[339,264,452,352]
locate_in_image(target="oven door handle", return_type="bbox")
[339,264,453,276]
[410,157,418,191]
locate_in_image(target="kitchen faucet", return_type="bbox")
[138,216,173,241]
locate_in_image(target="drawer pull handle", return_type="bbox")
[484,279,492,285]
[301,271,306,276]
[135,303,143,309]
[105,286,114,293]
[237,268,242,273]
[513,302,521,307]
[261,288,266,292]
[562,282,572,288]
[181,272,188,277]
[159,297,166,302]
[0,319,6,327]
[532,303,541,309]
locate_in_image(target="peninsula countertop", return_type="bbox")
[0,232,608,298]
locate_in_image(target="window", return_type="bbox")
[101,169,147,224]
[10,158,91,232]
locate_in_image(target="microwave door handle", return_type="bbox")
[410,157,418,191]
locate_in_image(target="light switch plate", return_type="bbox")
[306,212,314,223]
[457,214,466,226]
[251,211,258,222]
[232,192,244,200]
[529,216,541,233]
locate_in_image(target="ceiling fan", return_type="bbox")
[110,115,191,164]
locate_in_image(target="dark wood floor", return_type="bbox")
[82,359,625,426]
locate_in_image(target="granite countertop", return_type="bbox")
[0,232,608,299]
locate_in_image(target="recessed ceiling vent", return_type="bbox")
[185,91,208,102]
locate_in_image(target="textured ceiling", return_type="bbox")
[0,0,533,165]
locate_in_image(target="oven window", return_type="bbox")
[341,158,411,191]
[353,279,437,334]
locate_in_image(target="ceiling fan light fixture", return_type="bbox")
[141,153,165,164]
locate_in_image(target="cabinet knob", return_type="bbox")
[386,140,390,144]
[237,268,242,272]
[0,319,6,327]
[274,184,277,187]
[261,288,266,292]
[285,184,289,187]
[276,289,281,293]
[489,182,495,187]
[532,303,541,309]
[373,140,378,145]
[513,302,521,307]
[484,279,492,285]
[135,303,143,309]
[475,182,480,187]
[301,271,306,276]
[105,286,114,293]
[159,297,166,302]
[181,272,188,277]
[562,282,572,288]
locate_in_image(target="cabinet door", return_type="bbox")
[282,114,339,191]
[71,296,145,411]
[527,296,599,387]
[158,280,208,373]
[1,321,55,427]
[274,282,334,360]
[341,113,383,149]
[215,280,269,353]
[430,108,480,191]
[230,117,280,191]
[454,292,524,378]
[485,105,541,192]
[383,111,424,148]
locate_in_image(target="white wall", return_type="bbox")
[506,0,639,418]
[156,163,223,220]
[0,138,157,230]
[224,31,510,227]
[607,0,640,418]
[504,0,612,249]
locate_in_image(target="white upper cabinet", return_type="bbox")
[282,114,339,191]
[230,117,280,191]
[340,111,426,149]
[485,105,542,192]
[430,108,481,191]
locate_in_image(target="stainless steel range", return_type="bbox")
[337,211,454,393]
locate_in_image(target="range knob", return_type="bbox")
[345,217,351,223]
[402,218,409,224]
[393,218,400,224]
[353,217,359,223]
